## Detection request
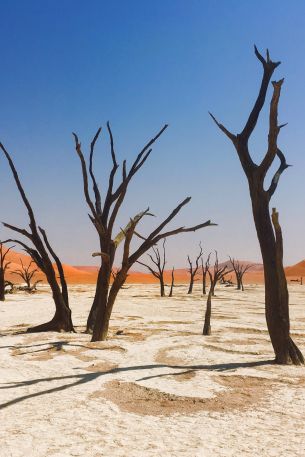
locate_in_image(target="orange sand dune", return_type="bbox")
[285,260,305,278]
[2,247,98,284]
[284,260,305,284]
[2,246,304,285]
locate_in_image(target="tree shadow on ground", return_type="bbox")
[0,340,124,353]
[0,359,273,410]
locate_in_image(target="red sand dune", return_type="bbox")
[284,260,305,282]
[2,247,304,285]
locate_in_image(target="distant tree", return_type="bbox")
[137,239,167,297]
[0,242,13,301]
[74,124,215,341]
[0,143,73,332]
[203,252,231,335]
[229,257,252,291]
[12,259,41,292]
[201,253,211,295]
[187,243,203,294]
[210,46,304,364]
[4,280,15,294]
[169,267,175,297]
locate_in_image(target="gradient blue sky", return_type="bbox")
[1,0,305,267]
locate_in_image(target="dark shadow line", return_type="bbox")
[0,359,274,409]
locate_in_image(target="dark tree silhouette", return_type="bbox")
[0,242,13,301]
[74,124,215,341]
[12,258,41,291]
[210,46,304,364]
[111,269,129,289]
[187,243,203,294]
[201,253,211,295]
[137,239,167,297]
[0,143,73,332]
[229,257,252,291]
[4,280,15,294]
[169,267,175,297]
[203,252,231,335]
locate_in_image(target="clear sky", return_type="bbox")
[1,0,305,268]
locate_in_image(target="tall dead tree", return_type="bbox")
[229,257,252,291]
[137,239,167,297]
[12,258,41,291]
[187,243,203,294]
[0,144,73,332]
[201,253,211,295]
[0,242,13,301]
[210,46,304,364]
[169,267,175,297]
[203,252,230,335]
[74,124,215,341]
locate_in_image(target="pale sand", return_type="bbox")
[0,283,304,456]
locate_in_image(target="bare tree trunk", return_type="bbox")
[92,268,127,341]
[28,265,73,332]
[0,268,5,301]
[251,194,303,364]
[160,278,165,297]
[202,272,207,295]
[236,276,242,290]
[86,267,104,333]
[188,277,194,294]
[203,288,212,335]
[210,47,304,364]
[0,144,73,333]
[169,267,174,297]
[137,239,167,298]
[187,244,203,295]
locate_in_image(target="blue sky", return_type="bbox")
[1,0,305,267]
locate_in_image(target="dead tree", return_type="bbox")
[229,257,252,291]
[210,46,304,364]
[5,280,15,294]
[169,267,175,297]
[187,243,203,294]
[0,242,13,301]
[12,259,41,291]
[203,252,231,335]
[0,144,73,332]
[74,124,215,341]
[201,253,211,295]
[137,239,167,297]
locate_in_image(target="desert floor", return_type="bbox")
[0,284,305,457]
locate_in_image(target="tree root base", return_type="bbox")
[274,337,304,365]
[202,325,211,336]
[26,319,74,333]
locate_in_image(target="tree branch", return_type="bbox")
[267,148,291,198]
[208,112,236,142]
[259,78,285,175]
[89,127,102,215]
[3,238,45,272]
[2,222,33,240]
[39,227,68,304]
[0,143,39,234]
[72,132,101,225]
[240,46,280,141]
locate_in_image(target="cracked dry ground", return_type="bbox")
[1,284,305,457]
